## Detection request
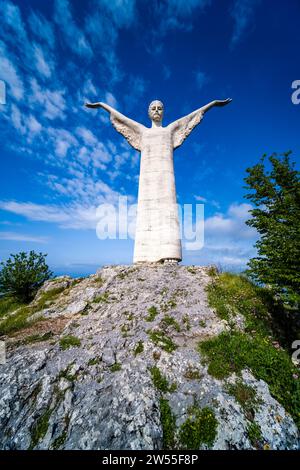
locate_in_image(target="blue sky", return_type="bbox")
[0,0,299,276]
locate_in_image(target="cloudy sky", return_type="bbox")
[0,0,299,275]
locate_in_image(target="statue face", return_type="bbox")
[148,100,164,122]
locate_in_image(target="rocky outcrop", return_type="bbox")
[0,265,299,450]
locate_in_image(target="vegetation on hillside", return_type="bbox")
[202,271,300,429]
[244,152,300,308]
[0,251,52,303]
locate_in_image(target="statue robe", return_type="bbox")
[110,108,204,263]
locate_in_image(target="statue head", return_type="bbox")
[148,100,164,123]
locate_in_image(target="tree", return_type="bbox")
[0,251,52,302]
[244,152,300,308]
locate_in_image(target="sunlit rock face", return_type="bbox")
[0,265,299,450]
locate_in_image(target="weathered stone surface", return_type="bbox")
[0,265,298,450]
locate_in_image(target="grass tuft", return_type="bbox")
[59,335,81,350]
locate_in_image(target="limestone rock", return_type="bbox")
[0,265,298,450]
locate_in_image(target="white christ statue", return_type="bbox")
[86,97,231,264]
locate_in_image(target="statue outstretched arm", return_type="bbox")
[169,98,232,149]
[85,102,145,151]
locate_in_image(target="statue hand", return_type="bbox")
[214,98,232,107]
[85,102,102,109]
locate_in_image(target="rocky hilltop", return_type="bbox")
[0,264,299,450]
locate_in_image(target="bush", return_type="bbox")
[199,331,300,428]
[0,251,52,302]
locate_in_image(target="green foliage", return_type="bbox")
[225,379,260,420]
[0,286,67,336]
[159,398,176,449]
[160,315,181,332]
[199,331,300,427]
[150,366,177,392]
[244,152,300,307]
[206,272,272,335]
[179,406,218,449]
[145,306,159,322]
[247,422,262,448]
[30,408,53,449]
[147,329,177,353]
[207,265,218,277]
[0,251,52,302]
[52,431,67,449]
[0,305,32,336]
[134,340,144,356]
[87,357,101,366]
[58,363,77,382]
[0,296,23,318]
[59,335,81,350]
[110,362,122,372]
[93,292,109,303]
[22,331,54,345]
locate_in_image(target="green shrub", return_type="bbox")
[206,272,272,336]
[160,398,176,449]
[199,331,300,428]
[150,366,177,393]
[0,251,52,302]
[145,306,159,322]
[247,421,262,448]
[179,406,218,449]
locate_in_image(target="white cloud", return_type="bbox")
[83,78,98,97]
[183,202,257,270]
[230,0,261,46]
[0,0,28,43]
[0,41,24,100]
[47,127,78,158]
[76,127,98,146]
[153,0,211,36]
[33,44,53,78]
[0,199,114,230]
[228,202,252,219]
[195,70,208,89]
[27,115,42,134]
[205,202,255,239]
[105,91,117,108]
[10,104,26,134]
[0,231,49,243]
[194,195,207,202]
[28,11,55,49]
[54,0,93,59]
[29,78,66,120]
